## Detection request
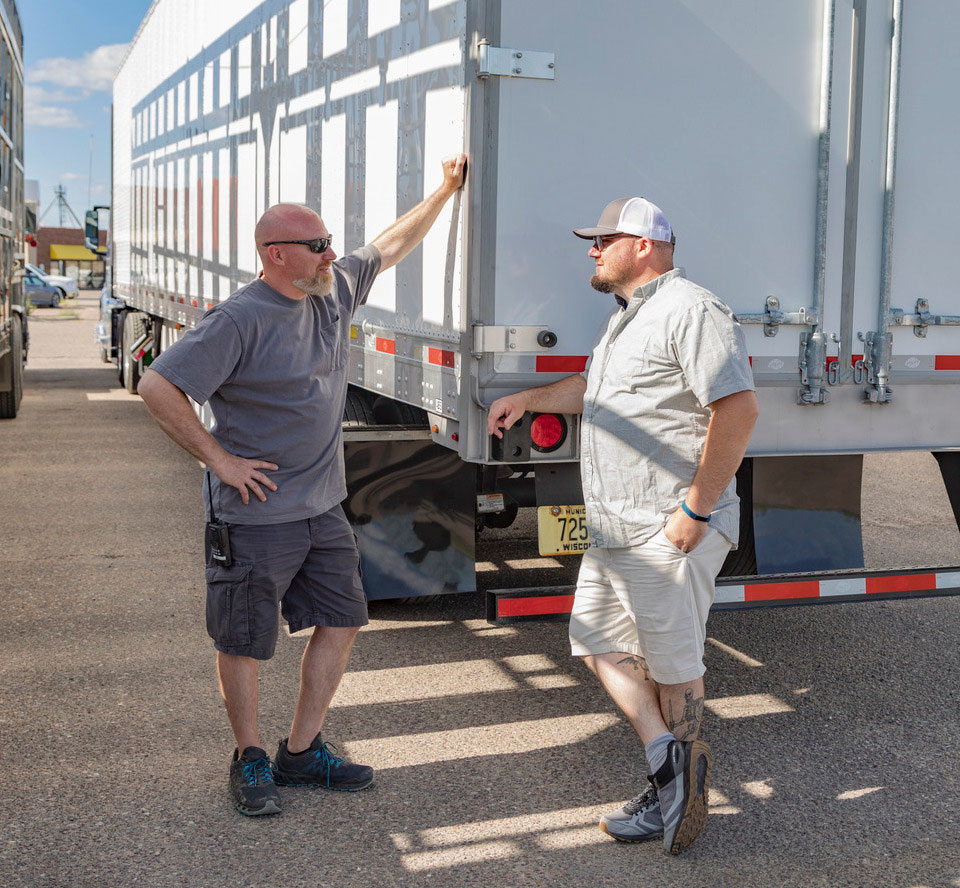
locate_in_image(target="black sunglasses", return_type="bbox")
[261,235,333,253]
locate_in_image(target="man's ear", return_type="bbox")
[633,237,654,262]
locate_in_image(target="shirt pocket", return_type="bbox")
[601,330,653,390]
[315,313,345,374]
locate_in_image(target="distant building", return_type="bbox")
[35,226,108,289]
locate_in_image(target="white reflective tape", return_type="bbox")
[935,570,960,589]
[819,576,867,597]
[714,584,745,604]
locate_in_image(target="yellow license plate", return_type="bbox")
[537,505,592,556]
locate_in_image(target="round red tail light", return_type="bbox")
[530,413,567,453]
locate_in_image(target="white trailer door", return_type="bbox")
[484,0,960,454]
[486,1,840,401]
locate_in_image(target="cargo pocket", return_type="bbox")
[205,563,253,648]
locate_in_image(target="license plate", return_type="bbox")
[537,505,592,556]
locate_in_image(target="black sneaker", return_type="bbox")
[273,733,374,792]
[229,746,282,816]
[653,739,712,855]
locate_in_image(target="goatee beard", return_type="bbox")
[590,274,614,293]
[293,271,333,296]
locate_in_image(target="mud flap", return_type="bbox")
[343,437,476,600]
[752,455,865,574]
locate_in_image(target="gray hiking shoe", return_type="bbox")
[229,746,281,816]
[653,739,712,855]
[600,779,663,842]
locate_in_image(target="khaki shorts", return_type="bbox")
[569,526,731,684]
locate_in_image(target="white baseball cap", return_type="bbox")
[573,196,674,244]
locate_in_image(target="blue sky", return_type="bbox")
[22,0,153,225]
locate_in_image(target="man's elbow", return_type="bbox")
[137,368,165,404]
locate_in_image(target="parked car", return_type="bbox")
[25,263,78,300]
[24,273,63,308]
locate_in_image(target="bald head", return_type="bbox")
[255,203,336,299]
[255,204,324,254]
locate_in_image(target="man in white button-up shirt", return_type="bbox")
[488,197,758,855]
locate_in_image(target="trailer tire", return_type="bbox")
[0,315,24,419]
[371,395,428,426]
[122,312,147,395]
[718,458,757,577]
[343,387,376,426]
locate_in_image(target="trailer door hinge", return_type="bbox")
[473,324,558,354]
[477,40,555,80]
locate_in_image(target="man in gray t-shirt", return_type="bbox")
[139,154,466,816]
[488,197,758,855]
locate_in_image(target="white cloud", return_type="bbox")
[60,173,84,180]
[26,83,82,105]
[26,105,84,128]
[28,42,129,92]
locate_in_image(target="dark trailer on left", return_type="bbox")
[0,0,26,419]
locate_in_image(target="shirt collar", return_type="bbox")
[619,267,686,310]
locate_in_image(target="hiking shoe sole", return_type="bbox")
[235,797,282,816]
[668,739,712,855]
[599,820,663,843]
[273,773,374,792]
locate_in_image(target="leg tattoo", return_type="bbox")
[616,655,652,681]
[666,689,705,740]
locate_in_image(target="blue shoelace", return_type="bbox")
[242,758,273,786]
[312,741,345,782]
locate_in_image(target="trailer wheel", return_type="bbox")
[0,315,24,419]
[718,458,757,577]
[122,312,147,395]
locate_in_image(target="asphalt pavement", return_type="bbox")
[0,294,958,888]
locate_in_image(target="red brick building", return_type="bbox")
[34,226,109,289]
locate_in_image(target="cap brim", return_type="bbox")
[572,226,621,239]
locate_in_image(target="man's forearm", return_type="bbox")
[685,390,759,515]
[520,373,587,415]
[372,183,457,271]
[138,369,227,469]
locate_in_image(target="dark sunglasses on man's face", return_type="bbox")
[261,235,333,253]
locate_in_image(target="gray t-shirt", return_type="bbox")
[581,267,755,549]
[149,245,381,524]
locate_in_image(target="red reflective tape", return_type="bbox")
[744,580,820,602]
[865,573,935,595]
[935,355,960,370]
[428,347,455,367]
[191,298,198,307]
[376,337,396,355]
[498,594,575,617]
[536,355,588,372]
[748,356,753,366]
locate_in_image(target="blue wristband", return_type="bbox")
[681,501,711,523]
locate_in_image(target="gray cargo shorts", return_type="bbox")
[204,503,368,660]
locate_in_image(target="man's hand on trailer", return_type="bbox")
[371,154,467,272]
